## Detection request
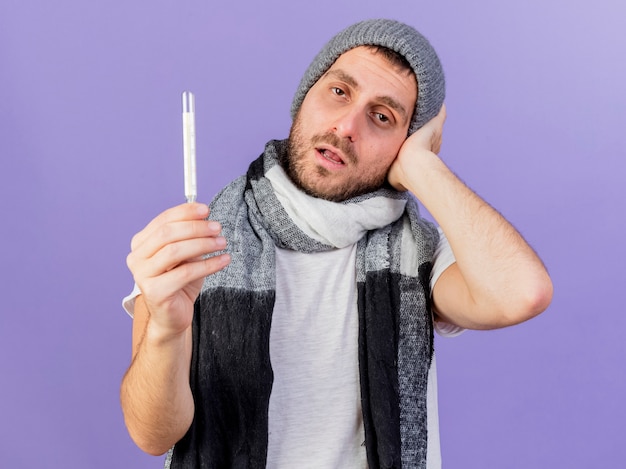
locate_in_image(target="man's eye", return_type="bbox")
[331,87,345,96]
[375,113,389,123]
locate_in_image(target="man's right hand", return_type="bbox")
[121,202,231,455]
[126,202,231,341]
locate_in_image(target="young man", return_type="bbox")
[121,19,553,469]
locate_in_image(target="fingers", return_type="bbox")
[139,253,231,302]
[128,228,227,279]
[134,218,223,261]
[131,203,209,251]
[437,103,447,122]
[126,202,230,289]
[146,236,227,276]
[426,104,446,154]
[432,131,443,155]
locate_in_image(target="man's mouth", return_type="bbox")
[317,147,345,165]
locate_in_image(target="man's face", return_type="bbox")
[283,46,417,202]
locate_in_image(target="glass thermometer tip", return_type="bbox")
[182,91,197,203]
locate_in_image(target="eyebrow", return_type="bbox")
[324,69,411,123]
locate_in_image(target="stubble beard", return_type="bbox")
[282,114,388,202]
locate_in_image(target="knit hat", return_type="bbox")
[290,19,445,135]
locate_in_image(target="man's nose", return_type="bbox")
[330,106,362,142]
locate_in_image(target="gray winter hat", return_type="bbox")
[290,18,445,135]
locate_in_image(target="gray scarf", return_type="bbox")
[167,139,439,469]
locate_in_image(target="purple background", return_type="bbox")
[1,0,624,467]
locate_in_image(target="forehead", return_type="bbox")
[329,45,414,76]
[326,46,417,95]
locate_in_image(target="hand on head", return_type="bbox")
[387,104,447,192]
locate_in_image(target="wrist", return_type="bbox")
[394,149,442,197]
[144,319,190,350]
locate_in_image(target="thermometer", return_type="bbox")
[182,91,197,203]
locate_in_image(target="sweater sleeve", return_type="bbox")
[121,283,141,318]
[430,228,465,337]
